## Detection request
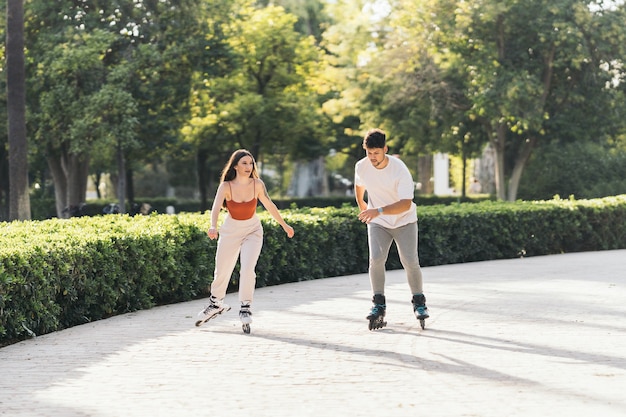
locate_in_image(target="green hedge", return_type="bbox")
[1,195,625,346]
[27,194,492,220]
[0,215,214,344]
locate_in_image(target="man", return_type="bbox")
[354,128,429,330]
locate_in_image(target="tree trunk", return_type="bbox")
[492,14,508,201]
[508,137,538,201]
[47,156,68,218]
[492,123,508,201]
[0,146,9,220]
[126,167,135,205]
[197,149,208,212]
[92,172,102,199]
[483,120,507,201]
[461,151,467,197]
[7,0,31,221]
[67,154,89,208]
[417,155,433,194]
[116,143,127,213]
[47,152,89,218]
[504,44,553,201]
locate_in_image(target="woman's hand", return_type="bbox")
[283,224,295,238]
[207,227,218,240]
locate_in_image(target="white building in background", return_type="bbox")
[287,157,328,197]
[433,153,452,195]
[287,148,493,199]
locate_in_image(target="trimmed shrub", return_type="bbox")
[1,195,625,346]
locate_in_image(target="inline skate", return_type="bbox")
[412,293,429,330]
[239,302,253,334]
[367,294,387,331]
[195,296,231,327]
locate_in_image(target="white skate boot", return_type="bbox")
[195,296,230,327]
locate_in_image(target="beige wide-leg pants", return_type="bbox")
[210,214,263,302]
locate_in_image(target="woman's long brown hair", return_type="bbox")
[220,149,259,182]
[219,149,259,208]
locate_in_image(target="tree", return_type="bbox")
[353,0,626,200]
[6,0,30,220]
[113,0,208,207]
[88,81,140,214]
[264,0,330,41]
[316,0,386,174]
[518,140,626,200]
[183,1,329,204]
[223,4,327,161]
[441,0,624,199]
[0,11,9,220]
[24,0,205,215]
[33,29,123,217]
[179,0,247,211]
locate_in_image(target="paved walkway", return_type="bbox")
[1,250,625,417]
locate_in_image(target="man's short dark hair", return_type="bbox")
[363,129,386,149]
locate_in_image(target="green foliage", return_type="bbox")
[416,200,583,264]
[254,208,369,287]
[518,141,626,200]
[21,0,208,213]
[4,0,626,221]
[0,214,214,344]
[27,194,493,220]
[2,195,626,346]
[353,0,626,201]
[182,1,328,162]
[264,0,330,41]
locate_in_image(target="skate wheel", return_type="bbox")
[195,320,202,327]
[368,317,386,331]
[242,323,251,334]
[420,319,425,330]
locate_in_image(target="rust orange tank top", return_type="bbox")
[226,181,257,220]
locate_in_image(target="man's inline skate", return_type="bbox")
[195,296,231,327]
[366,294,387,331]
[412,293,429,330]
[239,302,253,334]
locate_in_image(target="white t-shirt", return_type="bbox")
[354,154,418,229]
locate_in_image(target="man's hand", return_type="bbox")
[358,208,380,224]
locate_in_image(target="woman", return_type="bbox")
[196,149,294,333]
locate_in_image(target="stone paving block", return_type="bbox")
[1,250,625,417]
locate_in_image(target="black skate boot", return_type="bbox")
[412,293,429,329]
[366,294,387,331]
